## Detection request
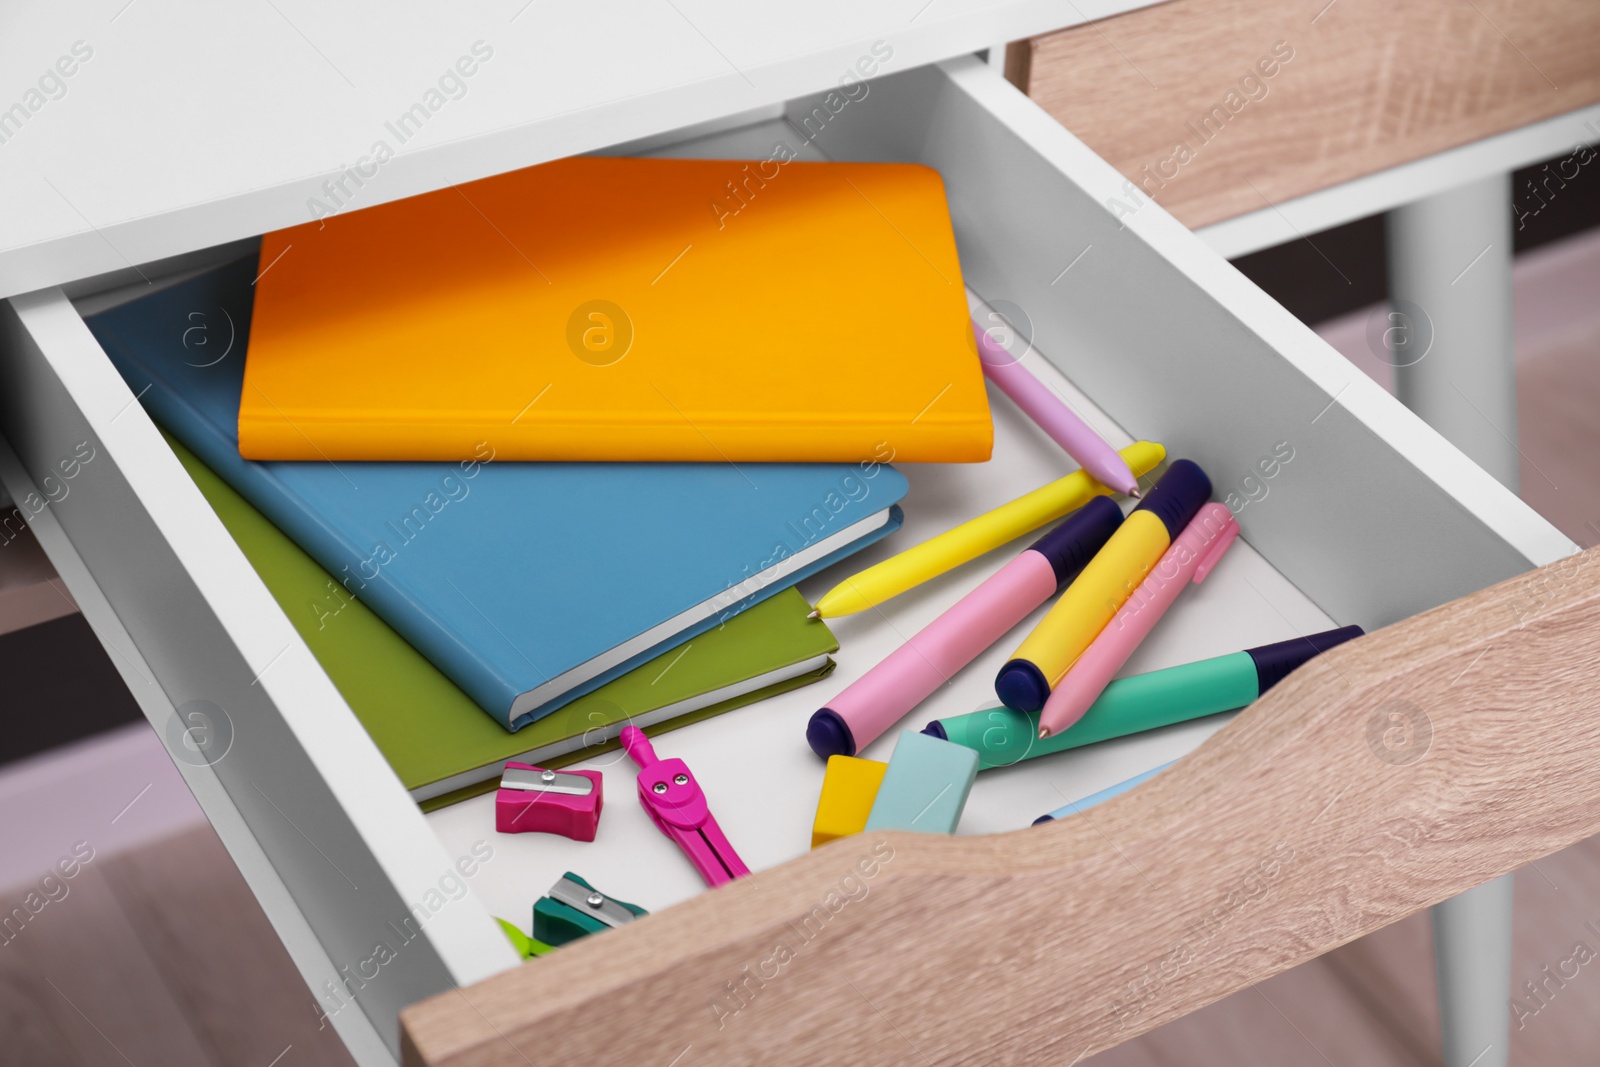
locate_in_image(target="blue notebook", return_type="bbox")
[87,258,906,730]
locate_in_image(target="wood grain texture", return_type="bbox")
[1092,845,1600,1063]
[1008,0,1600,228]
[7,864,216,1066]
[401,544,1600,1066]
[108,829,361,1067]
[0,828,356,1067]
[1091,913,1439,1066]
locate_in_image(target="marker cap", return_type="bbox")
[1027,496,1124,587]
[995,658,1051,713]
[1246,625,1365,693]
[807,708,857,759]
[1131,459,1212,540]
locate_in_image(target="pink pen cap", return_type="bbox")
[1037,502,1240,738]
[807,495,1123,759]
[494,762,604,840]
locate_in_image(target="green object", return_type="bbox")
[937,651,1262,770]
[863,730,978,834]
[532,873,648,946]
[496,917,553,959]
[166,433,838,808]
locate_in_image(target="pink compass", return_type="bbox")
[620,727,749,887]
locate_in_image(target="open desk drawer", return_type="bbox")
[0,57,1580,1066]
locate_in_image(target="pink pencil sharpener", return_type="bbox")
[494,763,604,841]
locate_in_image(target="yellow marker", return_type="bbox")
[995,460,1212,714]
[811,756,887,848]
[810,441,1165,619]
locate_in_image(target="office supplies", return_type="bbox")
[809,441,1165,618]
[807,497,1122,759]
[164,433,840,808]
[239,156,991,464]
[926,626,1367,768]
[494,763,604,840]
[496,918,554,959]
[811,756,888,848]
[864,731,979,835]
[973,319,1140,496]
[1033,763,1175,825]
[532,873,647,947]
[89,258,903,730]
[622,727,749,886]
[1038,502,1239,738]
[996,460,1212,713]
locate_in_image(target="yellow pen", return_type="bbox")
[995,459,1212,712]
[809,441,1165,619]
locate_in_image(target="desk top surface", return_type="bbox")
[0,0,1158,299]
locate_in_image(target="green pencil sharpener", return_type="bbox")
[532,872,648,946]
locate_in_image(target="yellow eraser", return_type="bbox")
[812,756,888,849]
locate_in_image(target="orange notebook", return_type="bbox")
[240,156,992,463]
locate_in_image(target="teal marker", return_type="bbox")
[924,626,1363,770]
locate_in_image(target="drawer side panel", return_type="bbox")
[790,58,1575,627]
[0,291,519,1059]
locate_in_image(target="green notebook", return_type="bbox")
[167,434,837,810]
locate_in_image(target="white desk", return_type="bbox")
[0,0,1159,299]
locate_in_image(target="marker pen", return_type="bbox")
[995,459,1212,713]
[1038,502,1240,738]
[928,626,1366,769]
[807,496,1122,759]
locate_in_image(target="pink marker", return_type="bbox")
[621,727,749,887]
[973,319,1141,497]
[806,496,1123,759]
[1037,502,1240,738]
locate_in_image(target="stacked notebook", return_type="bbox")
[88,257,905,730]
[85,153,989,806]
[239,155,991,464]
[167,431,837,807]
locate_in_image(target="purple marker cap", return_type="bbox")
[1246,625,1365,693]
[1131,460,1211,540]
[1027,496,1124,587]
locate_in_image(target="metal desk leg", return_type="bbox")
[1387,172,1518,489]
[1432,876,1515,1067]
[1388,174,1517,1067]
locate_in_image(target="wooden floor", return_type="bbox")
[3,236,1597,1064]
[0,825,355,1067]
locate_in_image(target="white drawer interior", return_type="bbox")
[424,312,1340,924]
[0,56,1572,1065]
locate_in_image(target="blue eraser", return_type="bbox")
[864,730,979,835]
